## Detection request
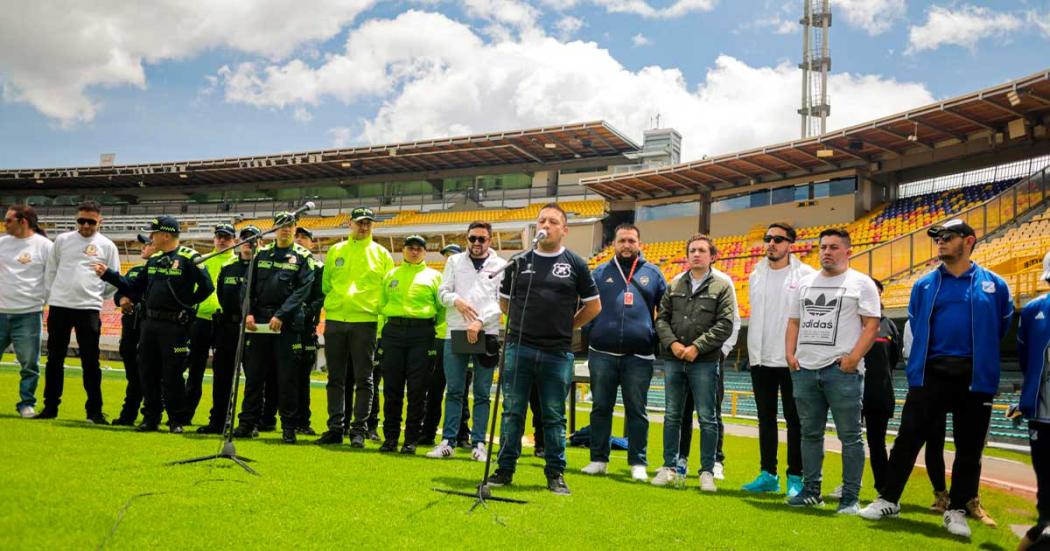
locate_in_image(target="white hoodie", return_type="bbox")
[44,231,120,311]
[439,252,508,337]
[747,254,816,367]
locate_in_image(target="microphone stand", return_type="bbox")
[170,206,309,475]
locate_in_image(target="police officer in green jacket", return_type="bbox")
[95,216,214,434]
[234,213,316,444]
[111,234,155,426]
[316,207,394,447]
[378,235,443,454]
[183,223,236,425]
[293,226,324,435]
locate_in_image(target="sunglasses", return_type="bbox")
[932,233,960,244]
[467,236,488,243]
[76,218,98,226]
[763,235,791,244]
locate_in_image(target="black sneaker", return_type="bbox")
[258,423,277,433]
[135,422,159,432]
[534,447,545,458]
[87,413,109,425]
[379,440,398,452]
[297,426,317,436]
[400,444,416,455]
[315,431,343,445]
[111,416,137,426]
[282,429,297,444]
[350,434,365,448]
[196,424,223,434]
[169,424,184,434]
[547,474,571,496]
[232,425,258,439]
[486,469,513,487]
[417,437,435,447]
[367,429,381,442]
[33,407,58,419]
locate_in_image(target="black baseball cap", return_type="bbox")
[135,233,152,245]
[273,211,296,226]
[440,243,462,256]
[141,215,180,235]
[404,235,427,247]
[240,225,261,239]
[351,207,375,222]
[927,219,976,239]
[295,226,314,239]
[214,223,236,237]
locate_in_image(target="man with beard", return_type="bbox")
[860,219,1012,538]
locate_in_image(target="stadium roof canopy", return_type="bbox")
[582,69,1050,199]
[0,121,639,193]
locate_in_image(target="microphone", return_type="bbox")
[290,201,315,219]
[531,229,548,247]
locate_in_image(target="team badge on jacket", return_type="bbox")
[84,244,98,257]
[17,252,31,264]
[552,263,572,278]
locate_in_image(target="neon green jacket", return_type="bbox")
[196,248,234,320]
[322,236,394,323]
[379,261,443,321]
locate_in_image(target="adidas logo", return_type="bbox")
[803,294,838,316]
[1037,311,1046,320]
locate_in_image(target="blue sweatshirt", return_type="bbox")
[587,256,667,357]
[1017,294,1050,422]
[906,262,1013,394]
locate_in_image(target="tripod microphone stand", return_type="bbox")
[171,202,314,475]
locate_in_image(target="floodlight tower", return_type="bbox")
[798,0,831,137]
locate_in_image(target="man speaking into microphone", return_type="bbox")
[487,203,601,495]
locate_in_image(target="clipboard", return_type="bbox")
[451,330,487,355]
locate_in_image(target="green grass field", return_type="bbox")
[0,365,1039,550]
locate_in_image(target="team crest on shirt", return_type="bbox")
[552,263,572,278]
[171,259,180,270]
[288,255,297,265]
[981,281,995,293]
[335,258,345,267]
[638,275,650,286]
[84,244,98,257]
[16,252,31,264]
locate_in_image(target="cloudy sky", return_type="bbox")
[1,0,1048,168]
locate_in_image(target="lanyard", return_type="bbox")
[613,256,639,289]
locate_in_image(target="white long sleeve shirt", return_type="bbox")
[0,232,53,314]
[438,252,508,337]
[44,231,120,311]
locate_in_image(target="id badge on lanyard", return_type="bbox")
[615,257,640,308]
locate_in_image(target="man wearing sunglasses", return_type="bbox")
[860,219,1012,538]
[37,201,120,423]
[742,222,814,497]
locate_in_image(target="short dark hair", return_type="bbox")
[76,200,101,214]
[538,202,567,223]
[7,204,46,237]
[686,233,718,257]
[818,228,851,247]
[766,222,797,242]
[613,223,641,239]
[871,277,884,293]
[467,220,492,235]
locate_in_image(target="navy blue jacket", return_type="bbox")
[587,257,667,357]
[906,263,1013,394]
[1017,294,1050,422]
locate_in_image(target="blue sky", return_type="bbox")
[0,0,1047,168]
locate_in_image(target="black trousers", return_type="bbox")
[924,412,948,492]
[880,360,993,509]
[43,306,103,415]
[116,315,143,422]
[420,339,471,442]
[207,322,239,428]
[679,359,727,465]
[747,365,803,476]
[182,317,215,424]
[137,318,191,426]
[1031,421,1050,524]
[240,330,298,430]
[381,323,433,444]
[295,331,318,428]
[262,359,279,427]
[324,321,377,434]
[864,411,890,493]
[367,363,382,431]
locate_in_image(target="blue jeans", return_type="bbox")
[0,312,42,410]
[441,339,495,445]
[497,342,573,476]
[588,350,653,465]
[662,358,719,473]
[791,365,865,503]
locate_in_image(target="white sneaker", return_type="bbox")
[699,471,717,492]
[18,405,36,418]
[943,509,971,538]
[471,443,488,462]
[630,465,648,482]
[425,439,455,459]
[829,484,843,500]
[651,467,677,487]
[713,462,725,481]
[581,461,608,475]
[858,498,901,520]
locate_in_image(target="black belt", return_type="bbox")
[145,308,185,322]
[386,317,435,327]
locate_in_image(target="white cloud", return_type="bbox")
[907,5,1024,53]
[632,33,650,46]
[1029,10,1050,39]
[328,127,353,147]
[738,15,797,35]
[832,0,905,36]
[293,106,314,123]
[540,0,715,19]
[554,15,584,40]
[0,0,375,126]
[221,9,933,161]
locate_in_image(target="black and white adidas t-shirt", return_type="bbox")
[499,247,599,353]
[787,268,880,372]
